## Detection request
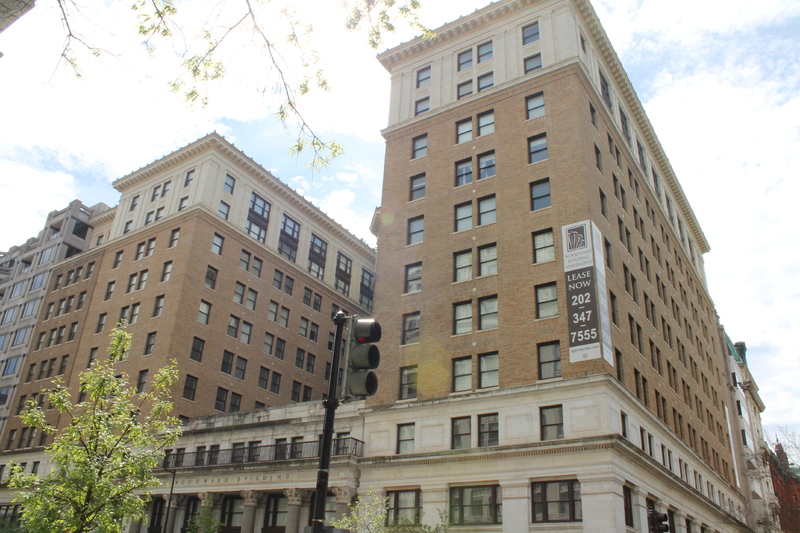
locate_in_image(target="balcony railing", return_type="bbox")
[163,438,363,469]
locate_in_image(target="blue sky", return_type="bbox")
[1,0,799,435]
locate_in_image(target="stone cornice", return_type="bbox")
[90,207,117,225]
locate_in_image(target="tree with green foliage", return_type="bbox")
[184,500,222,533]
[8,325,182,533]
[332,487,450,533]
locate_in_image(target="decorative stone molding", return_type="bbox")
[284,488,311,505]
[241,490,262,506]
[332,486,357,504]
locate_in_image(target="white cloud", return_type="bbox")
[0,160,77,250]
[318,189,376,246]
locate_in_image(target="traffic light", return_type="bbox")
[344,318,381,397]
[649,510,669,533]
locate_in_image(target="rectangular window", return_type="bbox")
[477,72,493,91]
[478,151,496,179]
[533,229,554,263]
[278,215,300,262]
[453,357,472,392]
[416,66,430,88]
[227,315,240,337]
[600,70,613,109]
[479,413,499,446]
[161,261,172,282]
[144,332,156,355]
[205,266,218,289]
[95,313,107,334]
[479,244,497,276]
[455,159,472,186]
[214,387,228,411]
[540,405,564,440]
[450,486,502,525]
[522,21,540,44]
[183,375,198,401]
[453,302,472,335]
[400,366,417,400]
[477,41,493,62]
[457,80,473,99]
[477,111,494,136]
[218,201,230,219]
[478,195,496,225]
[411,135,427,159]
[211,234,224,255]
[538,341,561,379]
[456,119,472,144]
[526,92,545,119]
[235,356,247,380]
[223,174,235,194]
[451,416,471,449]
[524,54,542,73]
[397,424,415,454]
[479,296,498,330]
[197,300,211,325]
[402,312,420,344]
[270,372,282,394]
[169,228,180,247]
[454,202,472,232]
[152,295,165,317]
[528,133,548,163]
[409,173,426,200]
[454,250,472,282]
[137,370,148,394]
[405,263,422,293]
[457,49,473,71]
[532,480,582,522]
[414,97,430,115]
[407,216,424,245]
[479,352,499,388]
[190,337,204,362]
[536,283,558,318]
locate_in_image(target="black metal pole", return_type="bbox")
[161,464,176,533]
[311,311,347,532]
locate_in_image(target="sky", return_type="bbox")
[0,0,798,435]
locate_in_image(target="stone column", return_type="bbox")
[165,494,186,533]
[241,490,262,533]
[332,486,356,519]
[499,483,529,533]
[198,492,223,525]
[284,488,310,533]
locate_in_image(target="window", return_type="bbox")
[540,405,563,440]
[477,111,494,136]
[479,244,497,276]
[144,332,156,355]
[279,215,300,262]
[218,201,230,219]
[536,283,558,318]
[522,21,540,44]
[204,266,218,289]
[453,302,472,335]
[595,144,602,171]
[291,381,301,402]
[197,300,211,324]
[457,49,472,71]
[453,357,472,392]
[538,341,561,379]
[454,202,472,232]
[397,424,415,454]
[599,70,612,109]
[479,414,499,446]
[407,216,424,245]
[450,486,502,525]
[416,66,430,88]
[137,370,148,394]
[454,251,472,282]
[532,480,582,522]
[455,159,472,186]
[526,93,545,119]
[415,97,429,115]
[307,234,327,279]
[479,296,498,329]
[478,151,495,179]
[235,356,247,380]
[169,228,180,247]
[178,196,188,210]
[227,315,240,337]
[246,193,271,243]
[457,80,473,99]
[623,486,634,527]
[223,174,236,194]
[183,375,198,401]
[411,135,427,159]
[528,133,548,163]
[409,174,426,200]
[190,337,204,362]
[214,387,228,411]
[402,312,420,344]
[270,372,282,394]
[478,195,496,225]
[211,234,224,255]
[152,295,165,317]
[524,54,542,73]
[451,417,471,449]
[479,352,499,388]
[477,72,493,91]
[456,119,472,144]
[477,41,493,62]
[533,229,554,263]
[531,179,551,210]
[95,313,107,334]
[400,366,417,399]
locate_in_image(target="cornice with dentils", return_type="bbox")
[377,0,710,254]
[111,132,376,262]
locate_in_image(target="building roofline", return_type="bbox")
[377,0,710,253]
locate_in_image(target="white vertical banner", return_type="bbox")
[562,220,613,365]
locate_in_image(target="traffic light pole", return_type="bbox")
[310,311,348,533]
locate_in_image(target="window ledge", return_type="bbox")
[529,206,553,214]
[478,327,499,332]
[451,332,472,338]
[527,158,549,167]
[534,315,558,322]
[531,259,555,266]
[400,342,420,348]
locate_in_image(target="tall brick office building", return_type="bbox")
[0,0,768,531]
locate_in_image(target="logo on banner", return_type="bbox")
[566,226,587,251]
